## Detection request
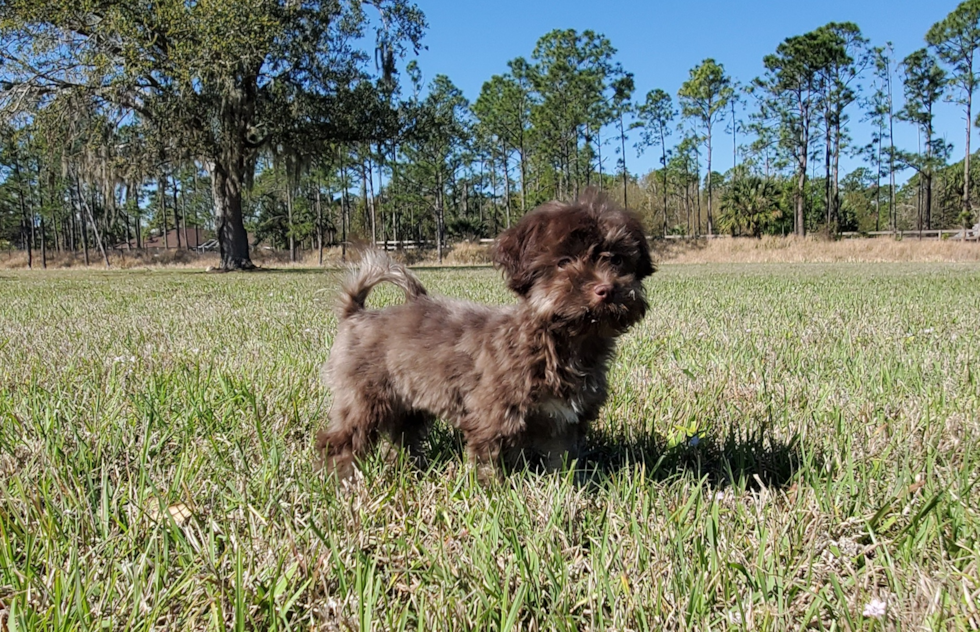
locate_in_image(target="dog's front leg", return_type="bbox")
[460,405,525,484]
[464,438,503,484]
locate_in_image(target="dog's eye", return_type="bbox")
[557,257,573,269]
[601,253,623,267]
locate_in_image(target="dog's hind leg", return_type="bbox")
[316,393,388,480]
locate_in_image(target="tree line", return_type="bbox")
[2,0,979,270]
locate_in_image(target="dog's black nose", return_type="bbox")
[594,284,612,301]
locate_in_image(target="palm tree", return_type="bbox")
[719,177,783,237]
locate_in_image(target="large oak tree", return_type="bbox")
[0,0,424,269]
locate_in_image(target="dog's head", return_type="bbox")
[493,189,654,337]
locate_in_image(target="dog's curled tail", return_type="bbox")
[339,249,428,319]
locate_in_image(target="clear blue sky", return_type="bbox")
[406,0,965,181]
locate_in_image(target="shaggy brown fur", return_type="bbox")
[315,189,654,482]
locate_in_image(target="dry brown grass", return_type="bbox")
[443,241,493,265]
[651,235,980,264]
[0,248,215,269]
[0,247,352,270]
[266,244,493,267]
[3,236,977,271]
[0,242,493,270]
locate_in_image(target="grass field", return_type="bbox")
[1,263,979,630]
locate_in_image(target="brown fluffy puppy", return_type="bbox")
[315,189,653,481]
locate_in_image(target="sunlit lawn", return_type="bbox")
[1,262,978,630]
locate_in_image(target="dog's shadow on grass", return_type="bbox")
[422,423,813,492]
[580,425,814,492]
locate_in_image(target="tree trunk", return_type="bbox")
[875,124,883,232]
[502,150,511,229]
[795,167,806,238]
[287,178,295,262]
[39,216,47,269]
[172,174,182,249]
[315,176,324,265]
[479,161,486,227]
[661,129,669,236]
[340,161,350,263]
[887,61,896,232]
[731,98,738,170]
[832,116,841,233]
[82,217,89,265]
[22,205,32,270]
[41,166,60,257]
[594,126,601,186]
[32,201,39,254]
[925,172,933,231]
[14,163,31,269]
[795,97,809,237]
[685,181,691,236]
[926,113,934,231]
[184,186,191,248]
[706,127,714,236]
[375,143,385,247]
[366,157,377,247]
[619,112,628,207]
[359,161,369,248]
[489,153,498,235]
[519,143,528,215]
[77,177,110,268]
[178,176,189,248]
[35,163,48,268]
[124,184,133,251]
[159,175,169,250]
[917,171,923,233]
[436,170,444,264]
[824,109,832,229]
[207,162,255,270]
[75,183,91,266]
[389,143,400,245]
[965,93,973,223]
[694,163,702,236]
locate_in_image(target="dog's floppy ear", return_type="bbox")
[493,219,536,296]
[493,202,561,296]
